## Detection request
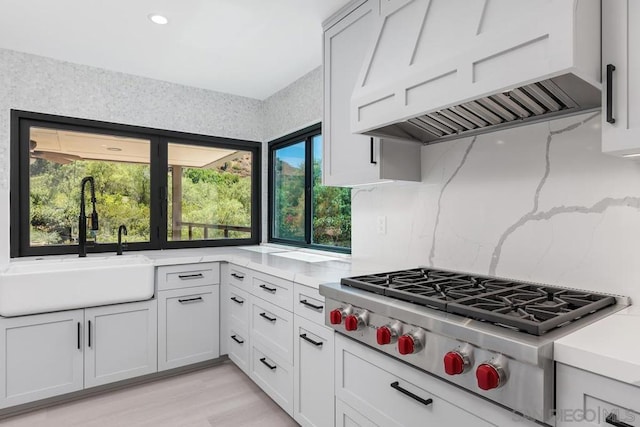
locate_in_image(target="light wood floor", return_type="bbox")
[0,361,299,427]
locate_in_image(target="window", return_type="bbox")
[269,124,351,252]
[11,111,260,257]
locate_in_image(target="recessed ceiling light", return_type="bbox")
[623,153,640,158]
[148,14,168,25]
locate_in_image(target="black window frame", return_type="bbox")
[11,110,261,257]
[268,123,351,254]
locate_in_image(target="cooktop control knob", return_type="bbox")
[443,345,473,375]
[329,309,343,325]
[344,311,368,331]
[476,358,507,390]
[376,322,401,345]
[397,330,424,355]
[444,352,465,375]
[329,306,353,325]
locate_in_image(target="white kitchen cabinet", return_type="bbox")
[335,334,538,427]
[158,285,219,371]
[556,363,640,427]
[251,342,294,416]
[602,1,640,157]
[336,399,378,427]
[0,310,84,409]
[323,0,421,186]
[84,300,157,388]
[250,297,294,364]
[293,315,334,427]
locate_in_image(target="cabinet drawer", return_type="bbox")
[251,297,293,364]
[228,264,250,290]
[293,283,325,325]
[251,343,293,416]
[252,271,293,311]
[228,327,249,375]
[294,315,334,427]
[157,263,220,291]
[336,399,378,427]
[336,335,494,427]
[557,363,640,426]
[157,285,220,371]
[227,284,250,331]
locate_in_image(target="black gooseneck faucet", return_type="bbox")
[117,225,128,256]
[79,176,99,257]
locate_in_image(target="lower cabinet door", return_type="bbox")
[0,310,84,408]
[250,343,293,416]
[336,399,378,427]
[158,285,220,371]
[293,315,334,427]
[84,300,157,388]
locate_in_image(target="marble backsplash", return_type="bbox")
[351,112,640,303]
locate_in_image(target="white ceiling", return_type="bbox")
[0,0,349,100]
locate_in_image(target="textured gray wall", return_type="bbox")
[262,66,322,142]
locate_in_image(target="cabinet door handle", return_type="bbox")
[178,296,203,304]
[77,322,81,350]
[300,333,323,347]
[370,137,377,164]
[390,381,433,406]
[259,312,277,322]
[299,299,323,311]
[259,284,277,293]
[231,335,245,344]
[88,320,92,348]
[231,273,245,280]
[259,357,277,370]
[607,64,616,124]
[178,273,204,280]
[606,414,633,427]
[230,296,244,305]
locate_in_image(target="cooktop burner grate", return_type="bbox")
[341,268,616,335]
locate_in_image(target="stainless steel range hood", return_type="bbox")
[351,0,602,144]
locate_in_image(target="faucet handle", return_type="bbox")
[90,211,99,230]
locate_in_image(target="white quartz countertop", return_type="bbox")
[555,306,640,386]
[10,245,411,290]
[140,245,412,288]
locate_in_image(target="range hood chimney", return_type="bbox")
[351,0,601,144]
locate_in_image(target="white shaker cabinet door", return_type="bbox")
[0,310,84,408]
[84,300,157,388]
[293,315,334,427]
[602,0,640,157]
[158,285,220,371]
[323,0,421,186]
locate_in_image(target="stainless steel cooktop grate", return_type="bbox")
[341,268,616,335]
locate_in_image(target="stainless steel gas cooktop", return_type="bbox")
[320,267,629,425]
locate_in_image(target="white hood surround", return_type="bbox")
[351,0,601,144]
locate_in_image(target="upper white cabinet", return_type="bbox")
[602,1,640,157]
[323,0,421,186]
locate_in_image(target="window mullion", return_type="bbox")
[304,136,313,245]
